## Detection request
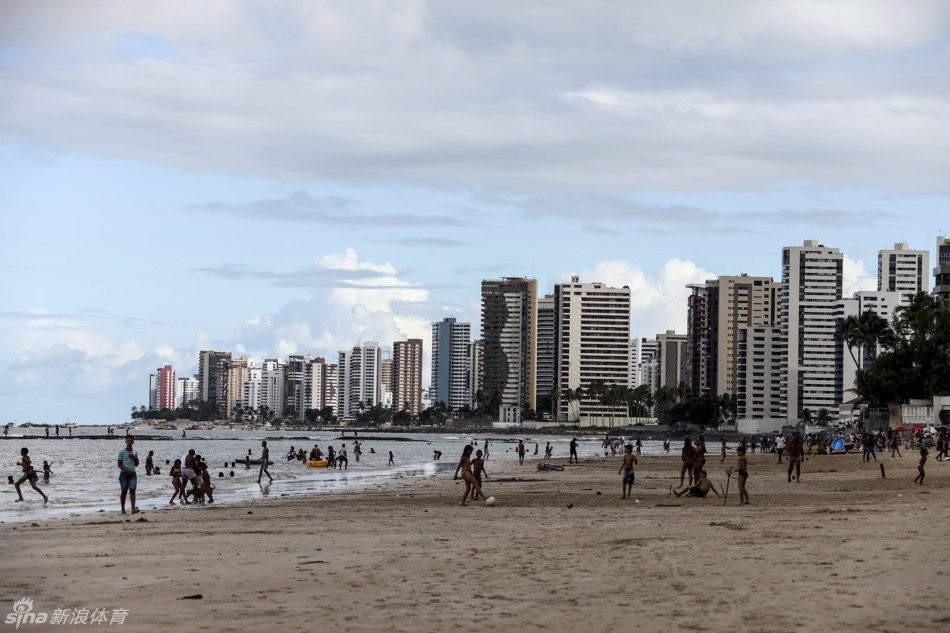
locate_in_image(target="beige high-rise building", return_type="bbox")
[222,356,250,419]
[687,275,778,399]
[554,278,630,424]
[392,339,424,417]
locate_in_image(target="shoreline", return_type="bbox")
[2,451,947,632]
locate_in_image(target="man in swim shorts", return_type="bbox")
[619,444,638,499]
[258,441,273,483]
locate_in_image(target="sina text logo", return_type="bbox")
[5,598,47,629]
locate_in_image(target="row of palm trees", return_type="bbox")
[550,382,662,426]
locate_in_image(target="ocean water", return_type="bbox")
[2,427,669,520]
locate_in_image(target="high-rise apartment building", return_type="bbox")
[629,338,658,389]
[259,359,284,418]
[480,278,538,418]
[222,356,250,419]
[470,339,483,406]
[158,364,176,411]
[781,240,844,420]
[833,290,903,408]
[656,331,688,389]
[148,373,160,411]
[536,295,556,405]
[431,318,472,412]
[934,236,950,308]
[393,339,424,417]
[686,275,778,399]
[736,327,784,421]
[283,355,330,419]
[877,242,929,301]
[337,342,381,421]
[198,350,231,407]
[176,376,199,408]
[554,278,631,423]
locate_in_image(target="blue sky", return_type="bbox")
[1,1,948,424]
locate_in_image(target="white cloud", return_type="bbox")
[843,254,877,297]
[571,257,716,338]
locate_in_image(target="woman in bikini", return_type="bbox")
[453,445,487,506]
[736,446,750,505]
[169,459,189,505]
[680,438,695,488]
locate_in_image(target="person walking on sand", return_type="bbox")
[914,448,928,485]
[257,441,273,484]
[736,446,750,505]
[453,445,487,506]
[169,459,188,505]
[388,451,395,466]
[619,444,638,499]
[117,436,139,514]
[517,440,528,465]
[787,432,804,482]
[774,434,786,464]
[719,436,727,464]
[569,437,579,464]
[14,447,48,504]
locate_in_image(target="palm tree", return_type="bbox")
[816,408,833,426]
[800,407,813,427]
[549,385,561,422]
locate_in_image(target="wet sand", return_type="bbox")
[1,450,947,632]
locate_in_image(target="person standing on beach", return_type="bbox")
[787,432,804,482]
[774,434,786,463]
[117,436,139,514]
[544,442,553,460]
[338,445,348,470]
[569,437,579,464]
[619,444,637,499]
[388,451,395,466]
[914,448,928,484]
[680,438,695,488]
[169,459,187,505]
[719,436,727,464]
[736,446,750,505]
[258,441,273,484]
[517,440,527,465]
[353,440,361,462]
[14,448,48,504]
[453,445,487,506]
[145,450,154,475]
[472,450,489,500]
[863,432,877,462]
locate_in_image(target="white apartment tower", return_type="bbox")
[781,240,844,421]
[337,342,382,422]
[877,242,929,301]
[431,318,472,413]
[554,277,631,423]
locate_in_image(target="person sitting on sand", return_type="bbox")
[672,471,720,499]
[454,445,487,506]
[15,448,48,504]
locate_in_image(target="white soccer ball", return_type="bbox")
[485,496,497,506]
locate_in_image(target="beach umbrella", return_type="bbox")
[912,424,927,430]
[893,427,909,432]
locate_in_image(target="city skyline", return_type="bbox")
[2,2,949,424]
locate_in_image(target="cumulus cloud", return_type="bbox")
[843,254,878,297]
[568,257,716,338]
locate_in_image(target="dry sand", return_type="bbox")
[1,449,948,633]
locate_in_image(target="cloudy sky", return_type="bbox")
[2,1,948,424]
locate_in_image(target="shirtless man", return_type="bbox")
[517,440,527,465]
[14,447,48,504]
[673,471,721,499]
[736,447,750,505]
[787,432,804,482]
[569,437,579,464]
[619,444,638,499]
[257,441,273,484]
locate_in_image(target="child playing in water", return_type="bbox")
[42,461,53,482]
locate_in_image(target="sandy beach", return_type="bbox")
[2,448,948,633]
